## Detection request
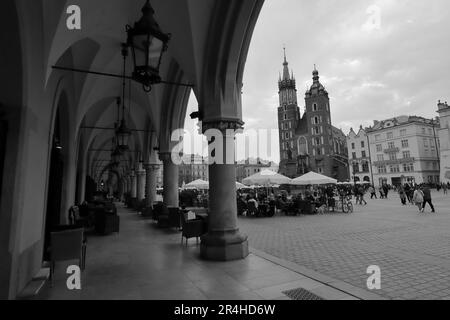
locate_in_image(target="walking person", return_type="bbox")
[358,186,367,205]
[398,186,407,205]
[382,184,389,199]
[443,183,448,195]
[412,187,424,212]
[368,185,377,199]
[421,186,436,213]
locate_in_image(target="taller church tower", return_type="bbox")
[277,49,301,162]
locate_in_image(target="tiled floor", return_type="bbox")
[37,204,358,300]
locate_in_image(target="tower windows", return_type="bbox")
[314,116,319,125]
[284,114,287,120]
[313,127,320,135]
[313,103,318,112]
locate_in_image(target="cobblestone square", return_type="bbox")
[239,192,450,300]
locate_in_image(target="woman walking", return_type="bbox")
[412,187,424,212]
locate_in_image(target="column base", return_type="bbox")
[200,230,249,261]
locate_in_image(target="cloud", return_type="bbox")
[184,0,450,164]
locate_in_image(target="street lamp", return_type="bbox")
[126,0,171,92]
[116,46,132,152]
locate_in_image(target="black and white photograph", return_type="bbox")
[1,0,450,308]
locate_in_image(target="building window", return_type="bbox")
[313,103,318,111]
[284,114,287,120]
[401,140,409,148]
[390,165,400,173]
[378,166,387,174]
[362,151,367,158]
[387,132,394,139]
[362,161,369,172]
[403,151,411,159]
[353,163,359,173]
[314,127,320,135]
[388,142,395,149]
[317,148,322,156]
[376,144,382,152]
[314,116,319,124]
[403,163,414,172]
[388,153,397,161]
[315,137,321,146]
[377,154,384,162]
[352,152,357,159]
[400,129,407,136]
[361,141,365,148]
[375,135,381,141]
[352,143,355,150]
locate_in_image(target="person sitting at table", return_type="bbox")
[247,196,259,217]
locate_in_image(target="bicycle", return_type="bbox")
[336,195,353,213]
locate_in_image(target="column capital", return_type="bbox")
[201,118,244,134]
[144,163,160,171]
[159,152,173,162]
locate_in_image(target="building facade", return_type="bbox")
[179,154,209,186]
[236,159,279,182]
[366,116,440,187]
[347,127,373,183]
[277,52,349,180]
[437,100,450,183]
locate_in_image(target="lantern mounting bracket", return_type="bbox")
[51,66,194,89]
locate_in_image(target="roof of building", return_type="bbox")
[366,115,439,132]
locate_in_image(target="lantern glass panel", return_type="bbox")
[132,34,163,71]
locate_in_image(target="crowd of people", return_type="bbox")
[359,182,448,214]
[177,181,448,217]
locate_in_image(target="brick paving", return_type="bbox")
[239,191,450,300]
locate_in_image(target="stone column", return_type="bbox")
[130,171,137,198]
[200,120,249,261]
[159,152,179,207]
[76,155,87,204]
[144,164,159,207]
[137,169,146,201]
[123,178,128,195]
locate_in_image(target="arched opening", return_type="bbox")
[43,107,65,261]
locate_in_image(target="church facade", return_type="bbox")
[277,52,349,181]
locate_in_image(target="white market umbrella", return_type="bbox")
[236,182,247,190]
[291,171,337,186]
[184,179,209,190]
[242,170,291,186]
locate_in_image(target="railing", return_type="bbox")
[373,157,415,166]
[384,147,400,154]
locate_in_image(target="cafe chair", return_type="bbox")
[180,211,205,245]
[49,227,86,286]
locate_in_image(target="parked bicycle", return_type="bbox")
[335,195,354,213]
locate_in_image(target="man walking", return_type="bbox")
[421,185,435,213]
[368,185,377,199]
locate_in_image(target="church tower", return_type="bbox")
[304,66,334,175]
[277,49,301,162]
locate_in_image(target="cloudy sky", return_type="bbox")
[185,0,450,163]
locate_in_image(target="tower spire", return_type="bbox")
[282,46,290,80]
